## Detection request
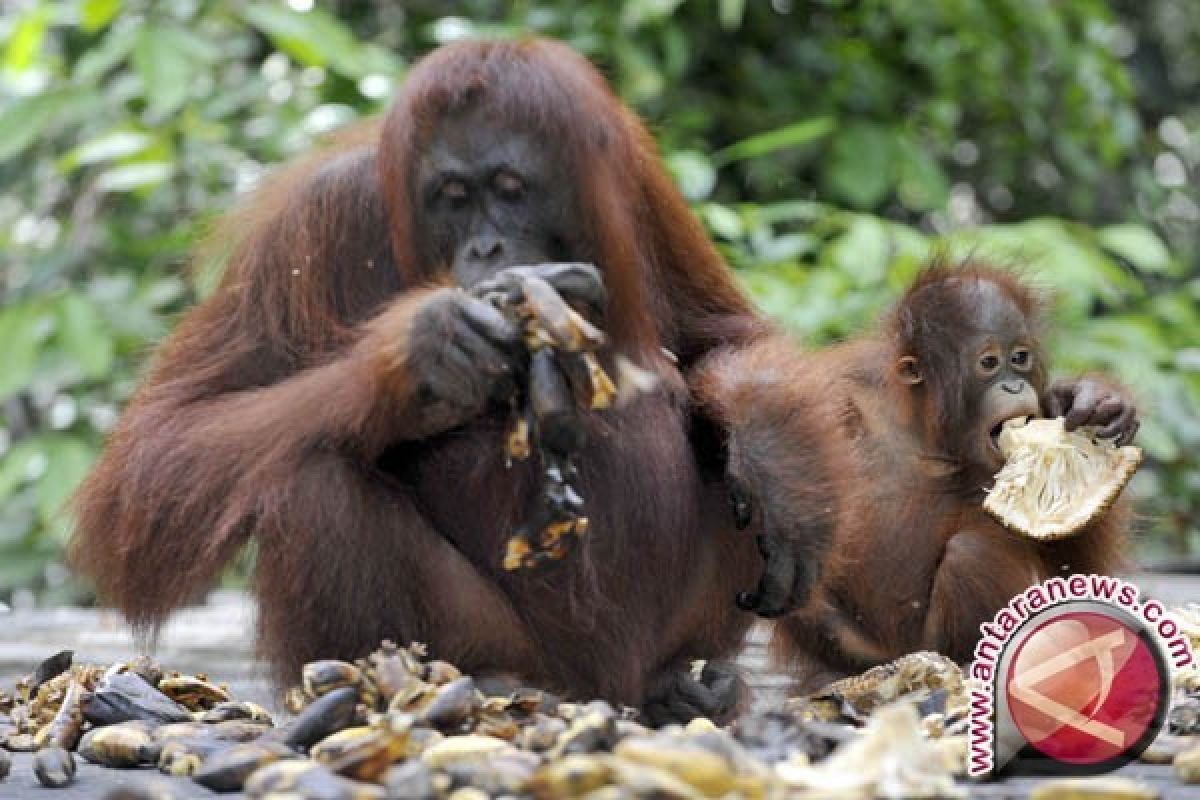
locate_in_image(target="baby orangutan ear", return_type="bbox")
[897,356,923,385]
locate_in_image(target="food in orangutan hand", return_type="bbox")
[984,417,1142,540]
[480,267,625,572]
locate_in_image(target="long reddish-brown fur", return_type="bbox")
[699,261,1131,689]
[70,39,773,707]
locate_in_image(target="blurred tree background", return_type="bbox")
[1,0,1198,606]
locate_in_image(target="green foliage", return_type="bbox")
[0,0,1198,602]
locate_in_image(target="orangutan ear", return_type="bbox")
[897,356,923,385]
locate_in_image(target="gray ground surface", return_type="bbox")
[2,753,1195,800]
[0,576,1197,798]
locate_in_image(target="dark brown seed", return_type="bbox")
[29,651,73,695]
[82,672,191,726]
[281,686,359,751]
[33,746,76,788]
[192,740,294,792]
[419,677,482,730]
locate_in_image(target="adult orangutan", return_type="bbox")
[70,38,824,722]
[695,262,1137,687]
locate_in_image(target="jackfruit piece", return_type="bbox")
[983,417,1141,540]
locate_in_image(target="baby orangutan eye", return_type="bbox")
[494,171,525,199]
[979,354,1000,374]
[1011,348,1032,370]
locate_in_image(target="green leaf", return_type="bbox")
[894,133,949,211]
[700,203,744,240]
[37,436,95,525]
[718,0,746,30]
[133,25,215,118]
[81,0,122,33]
[73,23,137,83]
[94,162,172,192]
[138,275,187,311]
[755,232,816,263]
[0,440,43,504]
[665,150,716,201]
[1081,316,1172,364]
[714,117,835,165]
[61,130,152,171]
[4,7,49,73]
[955,219,1139,316]
[751,201,825,225]
[0,303,42,398]
[828,214,890,286]
[885,223,932,264]
[240,4,377,78]
[821,122,894,210]
[0,89,88,163]
[56,292,115,379]
[620,0,686,29]
[1097,224,1171,274]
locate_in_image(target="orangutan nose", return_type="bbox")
[466,235,504,262]
[1001,380,1026,395]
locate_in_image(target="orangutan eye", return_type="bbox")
[1011,348,1032,370]
[494,170,525,200]
[979,354,1000,374]
[439,179,469,203]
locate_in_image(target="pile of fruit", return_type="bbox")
[1,635,1198,799]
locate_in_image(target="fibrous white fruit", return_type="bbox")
[983,417,1141,540]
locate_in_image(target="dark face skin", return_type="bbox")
[416,107,580,288]
[402,108,606,439]
[961,282,1041,468]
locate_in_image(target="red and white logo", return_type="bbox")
[967,576,1192,777]
[1006,610,1163,767]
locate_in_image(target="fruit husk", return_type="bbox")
[983,416,1142,541]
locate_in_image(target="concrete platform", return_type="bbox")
[1,575,1197,798]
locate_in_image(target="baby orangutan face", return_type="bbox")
[896,278,1043,470]
[965,284,1043,469]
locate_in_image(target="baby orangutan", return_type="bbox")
[696,261,1138,687]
